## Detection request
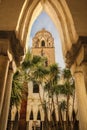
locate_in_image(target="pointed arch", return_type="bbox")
[30,110,34,120]
[16,0,78,56]
[52,110,56,121]
[37,110,41,120]
[33,82,39,93]
[41,40,45,47]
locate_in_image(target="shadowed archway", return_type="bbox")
[16,0,87,130]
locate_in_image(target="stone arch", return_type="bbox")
[30,110,34,120]
[41,40,45,47]
[37,110,41,120]
[33,82,39,93]
[16,0,78,57]
[52,110,56,121]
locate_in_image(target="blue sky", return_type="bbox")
[29,11,65,68]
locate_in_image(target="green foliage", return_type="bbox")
[33,66,49,82]
[11,49,76,130]
[22,50,32,70]
[62,68,75,96]
[11,71,24,107]
[11,50,48,108]
[59,100,67,111]
[62,68,71,79]
[49,63,60,82]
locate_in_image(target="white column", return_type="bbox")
[0,55,10,115]
[74,66,87,130]
[0,67,13,130]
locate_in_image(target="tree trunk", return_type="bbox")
[66,94,70,130]
[56,95,63,130]
[51,96,57,130]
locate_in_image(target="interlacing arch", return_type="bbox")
[16,0,78,57]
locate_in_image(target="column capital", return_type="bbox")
[0,39,13,61]
[66,36,87,68]
[9,61,17,73]
[0,31,24,66]
[74,65,83,74]
[70,61,87,76]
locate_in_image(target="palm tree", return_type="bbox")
[8,49,75,130]
[28,62,60,130]
[22,50,53,130]
[61,68,75,130]
[41,63,61,130]
[11,71,24,107]
[59,100,67,130]
[7,49,50,130]
[22,51,63,130]
[35,67,75,130]
[22,52,75,130]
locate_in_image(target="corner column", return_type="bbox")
[0,62,14,130]
[0,31,24,130]
[74,66,87,130]
[0,55,10,115]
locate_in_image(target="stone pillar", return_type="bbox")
[74,66,87,130]
[0,31,24,130]
[0,55,10,115]
[0,65,14,130]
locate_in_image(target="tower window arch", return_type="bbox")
[45,59,48,67]
[33,82,39,93]
[41,40,45,47]
[49,43,50,46]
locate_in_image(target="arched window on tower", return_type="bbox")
[33,82,39,93]
[41,40,45,47]
[45,59,48,67]
[30,110,34,120]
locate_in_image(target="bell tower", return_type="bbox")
[32,28,55,65]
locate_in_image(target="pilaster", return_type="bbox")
[0,46,10,115]
[0,63,14,130]
[0,30,24,130]
[65,36,87,68]
[74,65,87,130]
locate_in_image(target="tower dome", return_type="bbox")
[32,28,55,65]
[32,28,54,48]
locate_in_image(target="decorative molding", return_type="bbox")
[0,31,24,66]
[66,36,87,68]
